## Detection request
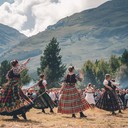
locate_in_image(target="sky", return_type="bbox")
[0,0,109,36]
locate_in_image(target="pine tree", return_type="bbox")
[82,60,97,86]
[38,37,66,88]
[120,49,128,65]
[21,69,31,85]
[0,60,11,86]
[109,55,120,75]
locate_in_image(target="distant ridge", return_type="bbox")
[0,23,27,55]
[0,0,128,77]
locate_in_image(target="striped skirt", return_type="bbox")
[96,90,120,111]
[58,84,90,114]
[115,94,124,110]
[33,91,54,109]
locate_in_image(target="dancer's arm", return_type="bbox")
[76,70,84,81]
[19,58,31,73]
[111,81,120,86]
[22,58,30,66]
[59,83,65,93]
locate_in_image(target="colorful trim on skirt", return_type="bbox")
[58,84,90,114]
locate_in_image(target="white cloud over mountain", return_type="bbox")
[0,0,108,36]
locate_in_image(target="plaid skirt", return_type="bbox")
[96,90,120,111]
[58,84,90,114]
[33,91,54,109]
[0,80,33,116]
[115,94,124,110]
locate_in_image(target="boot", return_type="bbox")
[112,111,116,115]
[42,109,45,113]
[13,115,19,120]
[118,110,123,114]
[22,113,27,120]
[80,112,87,118]
[50,108,54,113]
[72,114,76,118]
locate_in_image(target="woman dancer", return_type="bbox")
[33,74,54,113]
[85,83,95,107]
[0,59,33,120]
[58,66,90,118]
[96,74,120,115]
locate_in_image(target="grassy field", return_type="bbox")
[0,108,128,128]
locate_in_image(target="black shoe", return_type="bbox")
[112,112,116,115]
[22,113,27,120]
[13,115,19,120]
[72,114,76,118]
[80,112,87,118]
[42,109,45,113]
[50,109,54,113]
[119,110,123,114]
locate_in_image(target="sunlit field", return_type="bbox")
[0,108,128,128]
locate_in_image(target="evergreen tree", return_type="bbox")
[120,49,128,65]
[0,60,11,86]
[38,37,66,88]
[21,69,31,85]
[109,55,120,75]
[96,59,110,85]
[82,60,97,86]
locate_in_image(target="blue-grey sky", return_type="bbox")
[0,0,14,5]
[0,0,109,36]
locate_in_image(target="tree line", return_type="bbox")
[0,37,128,89]
[82,49,128,88]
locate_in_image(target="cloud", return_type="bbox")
[0,0,108,36]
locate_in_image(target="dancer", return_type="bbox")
[58,66,90,118]
[111,79,124,113]
[85,83,95,107]
[0,59,33,120]
[33,74,54,113]
[96,74,120,115]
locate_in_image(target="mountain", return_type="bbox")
[0,23,27,55]
[1,0,128,77]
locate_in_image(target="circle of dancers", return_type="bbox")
[0,58,128,120]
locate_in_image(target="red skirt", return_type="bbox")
[58,84,90,114]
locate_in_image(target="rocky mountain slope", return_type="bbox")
[0,23,27,56]
[1,0,128,76]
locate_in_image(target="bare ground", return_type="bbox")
[0,108,128,128]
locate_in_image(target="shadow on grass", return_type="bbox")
[62,116,96,121]
[2,118,40,124]
[36,112,56,115]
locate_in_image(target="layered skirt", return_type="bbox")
[96,89,120,111]
[33,89,54,109]
[0,80,33,116]
[116,94,124,110]
[58,84,90,114]
[85,93,96,105]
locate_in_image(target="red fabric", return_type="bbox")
[58,84,90,114]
